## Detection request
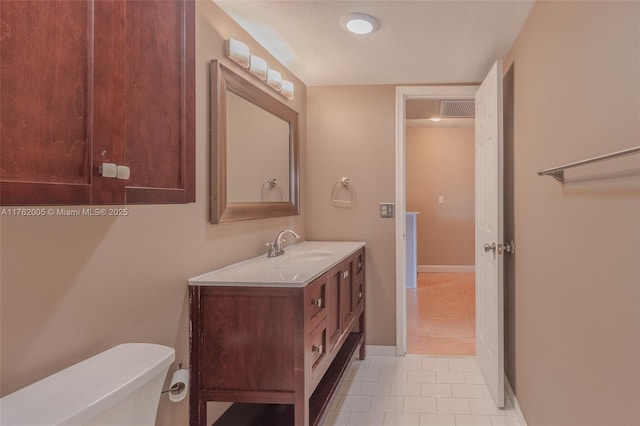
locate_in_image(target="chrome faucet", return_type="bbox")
[267,229,301,258]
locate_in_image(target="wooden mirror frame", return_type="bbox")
[209,60,300,224]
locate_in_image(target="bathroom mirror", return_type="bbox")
[210,60,300,223]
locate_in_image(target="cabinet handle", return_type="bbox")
[342,270,349,279]
[99,163,130,180]
[311,298,322,308]
[358,291,363,299]
[357,262,362,270]
[312,344,323,354]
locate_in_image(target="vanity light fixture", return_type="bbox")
[281,80,294,100]
[266,68,283,92]
[249,54,268,81]
[225,37,294,100]
[226,38,250,68]
[340,13,380,35]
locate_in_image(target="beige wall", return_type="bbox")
[307,85,397,345]
[505,1,640,425]
[3,2,639,426]
[0,2,307,425]
[406,127,475,267]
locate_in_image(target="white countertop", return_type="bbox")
[188,241,366,288]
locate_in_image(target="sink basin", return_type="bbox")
[284,249,334,263]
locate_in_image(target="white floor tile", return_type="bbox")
[321,410,350,426]
[436,371,467,384]
[350,368,381,382]
[464,372,487,385]
[403,396,437,414]
[436,398,471,414]
[338,380,363,395]
[370,396,405,413]
[469,399,505,416]
[421,383,453,397]
[481,385,493,399]
[383,412,420,426]
[448,358,480,372]
[490,415,521,425]
[369,357,400,370]
[327,355,525,426]
[407,370,436,384]
[358,381,392,396]
[336,395,373,412]
[451,384,486,399]
[380,370,409,382]
[419,413,456,426]
[347,411,385,426]
[422,358,450,371]
[455,414,493,425]
[390,382,422,396]
[396,358,424,371]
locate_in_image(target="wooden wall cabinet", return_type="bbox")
[189,247,366,426]
[0,0,195,205]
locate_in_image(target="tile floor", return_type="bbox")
[320,353,521,426]
[406,273,476,355]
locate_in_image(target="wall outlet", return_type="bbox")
[438,195,445,204]
[379,203,394,218]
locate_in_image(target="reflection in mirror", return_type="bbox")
[210,60,300,224]
[226,92,290,203]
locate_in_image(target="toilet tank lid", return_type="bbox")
[0,343,175,426]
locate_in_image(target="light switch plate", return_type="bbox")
[379,203,394,218]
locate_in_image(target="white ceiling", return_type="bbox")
[214,0,535,87]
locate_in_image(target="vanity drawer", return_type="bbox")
[304,275,327,334]
[308,319,327,371]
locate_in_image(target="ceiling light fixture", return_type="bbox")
[341,13,379,35]
[430,117,442,122]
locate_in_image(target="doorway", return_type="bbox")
[403,98,477,355]
[394,85,478,356]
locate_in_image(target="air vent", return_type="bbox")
[439,100,475,118]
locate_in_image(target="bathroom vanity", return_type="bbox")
[188,241,366,426]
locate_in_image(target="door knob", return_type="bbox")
[483,242,496,253]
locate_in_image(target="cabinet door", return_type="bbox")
[0,0,195,205]
[339,258,355,331]
[93,0,195,204]
[0,1,92,204]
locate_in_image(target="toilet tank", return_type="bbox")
[0,343,175,426]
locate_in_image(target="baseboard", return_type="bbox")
[365,345,397,356]
[418,265,475,273]
[505,376,527,426]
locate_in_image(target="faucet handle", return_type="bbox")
[266,242,277,257]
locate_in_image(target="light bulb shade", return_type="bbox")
[281,80,294,100]
[227,38,250,68]
[266,69,282,91]
[249,54,268,81]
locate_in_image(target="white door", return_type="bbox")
[475,60,505,408]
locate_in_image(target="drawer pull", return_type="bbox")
[357,262,362,270]
[311,298,322,308]
[312,344,323,354]
[342,270,349,279]
[358,291,363,299]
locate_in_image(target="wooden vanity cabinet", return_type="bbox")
[189,247,366,426]
[0,0,195,205]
